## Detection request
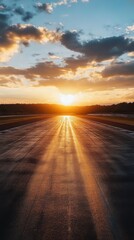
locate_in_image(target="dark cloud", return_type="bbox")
[0,61,64,79]
[48,52,55,56]
[61,31,134,62]
[14,6,25,15]
[14,6,34,22]
[26,61,64,78]
[0,13,9,33]
[48,52,60,59]
[102,61,134,77]
[61,31,82,54]
[64,56,90,71]
[22,12,34,22]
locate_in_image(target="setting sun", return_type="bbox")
[60,94,75,106]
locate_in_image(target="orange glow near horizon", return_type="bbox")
[60,94,75,106]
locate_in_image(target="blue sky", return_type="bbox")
[0,0,134,105]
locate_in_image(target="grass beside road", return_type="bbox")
[86,115,134,131]
[0,115,52,130]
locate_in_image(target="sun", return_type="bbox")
[60,94,75,106]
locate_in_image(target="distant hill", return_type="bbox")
[0,102,134,115]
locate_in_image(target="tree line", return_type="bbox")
[0,102,134,115]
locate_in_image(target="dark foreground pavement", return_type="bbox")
[0,116,134,240]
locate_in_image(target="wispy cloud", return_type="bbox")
[102,61,134,77]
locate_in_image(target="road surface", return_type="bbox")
[0,116,134,240]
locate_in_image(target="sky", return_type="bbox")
[0,0,134,105]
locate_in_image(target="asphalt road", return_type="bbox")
[0,116,134,240]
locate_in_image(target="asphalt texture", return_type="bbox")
[0,116,134,240]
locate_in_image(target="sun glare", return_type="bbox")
[60,94,75,106]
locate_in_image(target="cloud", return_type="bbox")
[0,61,134,93]
[7,24,60,42]
[0,57,95,82]
[35,2,53,13]
[70,0,77,3]
[22,12,34,22]
[0,4,7,11]
[32,53,40,57]
[126,25,134,32]
[61,31,134,62]
[35,0,87,14]
[0,23,61,62]
[0,75,23,87]
[61,31,82,53]
[81,0,89,2]
[26,61,64,78]
[91,76,134,91]
[124,90,134,101]
[48,52,60,59]
[54,0,68,6]
[64,55,91,71]
[37,78,90,93]
[0,62,64,79]
[14,6,34,22]
[102,61,134,77]
[128,52,134,57]
[0,14,18,61]
[14,6,25,15]
[1,72,134,94]
[0,13,9,33]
